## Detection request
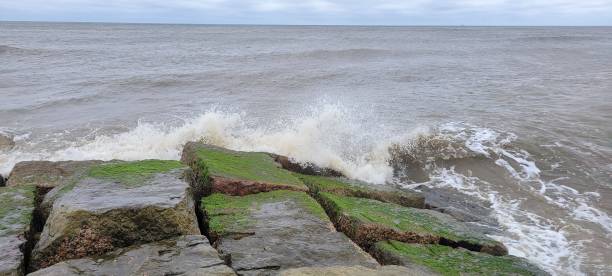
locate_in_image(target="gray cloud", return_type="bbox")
[1,0,611,25]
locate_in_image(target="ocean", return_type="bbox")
[0,22,611,275]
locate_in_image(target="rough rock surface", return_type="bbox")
[371,241,549,276]
[0,134,15,150]
[7,160,102,189]
[298,174,425,208]
[30,160,201,270]
[0,185,36,276]
[279,265,435,276]
[28,235,236,276]
[317,192,507,256]
[269,153,344,177]
[181,142,307,196]
[202,190,378,274]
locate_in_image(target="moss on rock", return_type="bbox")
[0,185,36,236]
[372,241,548,276]
[297,174,424,208]
[317,192,507,255]
[181,142,306,196]
[202,190,328,239]
[87,159,186,187]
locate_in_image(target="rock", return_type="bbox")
[316,192,507,256]
[28,235,236,276]
[202,190,379,274]
[280,265,435,276]
[269,153,344,177]
[0,134,15,150]
[0,185,36,276]
[371,241,549,275]
[298,174,425,209]
[30,160,201,270]
[0,174,5,187]
[181,142,307,196]
[7,160,102,189]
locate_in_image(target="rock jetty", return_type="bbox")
[0,141,549,276]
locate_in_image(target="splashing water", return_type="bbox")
[0,104,610,275]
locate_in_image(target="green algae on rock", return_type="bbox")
[181,142,306,196]
[372,241,549,276]
[280,265,436,276]
[317,192,507,256]
[297,174,424,208]
[7,160,102,189]
[30,161,200,270]
[201,190,379,273]
[0,185,36,276]
[28,235,236,276]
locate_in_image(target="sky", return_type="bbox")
[0,0,611,25]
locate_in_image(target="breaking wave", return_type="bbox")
[0,104,610,275]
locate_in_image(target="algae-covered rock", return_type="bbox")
[7,160,102,189]
[298,174,424,208]
[30,160,201,270]
[28,235,236,276]
[371,241,548,276]
[0,185,36,276]
[280,265,435,276]
[181,142,307,196]
[202,190,378,274]
[317,192,507,256]
[269,153,343,177]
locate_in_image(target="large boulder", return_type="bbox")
[280,265,435,276]
[181,142,307,196]
[297,174,424,208]
[30,160,201,270]
[0,185,36,276]
[28,235,235,276]
[202,190,379,275]
[7,160,102,189]
[371,240,549,275]
[316,192,507,256]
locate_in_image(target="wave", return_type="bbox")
[0,104,610,275]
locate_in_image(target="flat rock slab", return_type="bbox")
[181,142,307,196]
[30,160,200,270]
[280,265,435,276]
[298,174,424,208]
[29,235,236,276]
[317,192,507,256]
[372,241,549,276]
[7,160,102,189]
[202,190,378,274]
[0,185,36,276]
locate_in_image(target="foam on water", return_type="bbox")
[0,104,610,275]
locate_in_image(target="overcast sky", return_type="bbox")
[1,0,611,25]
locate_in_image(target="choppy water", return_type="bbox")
[1,22,611,275]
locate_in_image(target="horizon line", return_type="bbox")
[1,20,611,28]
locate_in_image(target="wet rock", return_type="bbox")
[28,235,236,276]
[202,190,378,274]
[30,160,201,270]
[317,192,507,256]
[0,134,15,150]
[0,185,36,276]
[280,265,434,276]
[181,142,307,196]
[7,160,102,189]
[298,174,425,208]
[270,153,344,177]
[415,185,501,234]
[371,241,549,275]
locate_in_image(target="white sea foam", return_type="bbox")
[0,105,610,275]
